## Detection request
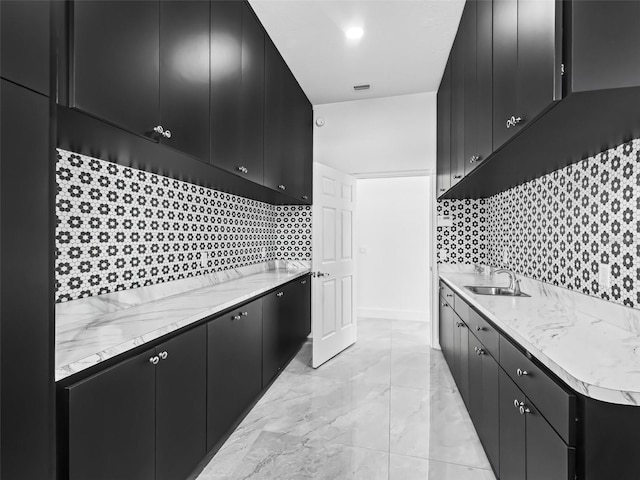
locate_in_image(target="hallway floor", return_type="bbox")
[196,318,496,479]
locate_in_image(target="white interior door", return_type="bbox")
[312,162,357,368]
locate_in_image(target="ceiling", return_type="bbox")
[249,0,465,105]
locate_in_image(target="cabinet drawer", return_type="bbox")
[500,336,576,446]
[440,281,454,304]
[467,308,499,358]
[453,293,470,322]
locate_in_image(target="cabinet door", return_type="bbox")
[516,0,562,127]
[499,369,526,480]
[449,32,465,187]
[207,298,263,451]
[526,401,575,480]
[159,0,210,161]
[295,276,312,344]
[0,0,49,95]
[239,2,265,184]
[263,286,284,386]
[66,350,156,480]
[475,0,493,169]
[453,315,470,405]
[438,298,454,367]
[155,326,207,480]
[468,336,484,425]
[71,0,160,138]
[462,0,478,177]
[492,0,518,149]
[289,83,313,202]
[436,58,452,197]
[480,349,500,473]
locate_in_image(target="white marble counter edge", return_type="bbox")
[439,273,640,406]
[55,268,310,382]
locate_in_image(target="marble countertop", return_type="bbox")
[56,261,311,381]
[439,266,640,406]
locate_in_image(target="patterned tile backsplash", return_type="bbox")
[437,138,640,309]
[55,149,311,303]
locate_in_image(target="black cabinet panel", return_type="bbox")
[481,348,500,472]
[453,313,469,405]
[207,298,263,451]
[475,0,493,167]
[450,33,465,187]
[160,0,210,161]
[462,0,478,176]
[439,297,454,366]
[67,350,156,480]
[499,369,526,480]
[516,0,561,127]
[155,326,207,480]
[436,59,452,197]
[492,0,518,149]
[71,0,160,137]
[1,80,54,480]
[0,0,50,95]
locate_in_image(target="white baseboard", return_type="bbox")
[357,307,430,322]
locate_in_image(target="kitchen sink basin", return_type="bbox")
[464,285,530,297]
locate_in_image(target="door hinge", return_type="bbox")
[561,63,565,76]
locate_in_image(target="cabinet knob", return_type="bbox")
[519,405,531,415]
[469,155,482,164]
[453,175,462,179]
[276,291,284,297]
[516,368,529,377]
[301,280,307,284]
[476,326,484,331]
[474,346,479,353]
[241,311,248,316]
[278,185,286,191]
[302,195,308,200]
[158,351,168,360]
[442,302,448,307]
[163,129,172,139]
[445,294,453,298]
[237,166,248,174]
[506,115,524,129]
[440,188,446,192]
[232,314,241,321]
[149,356,160,365]
[513,399,524,409]
[456,321,464,328]
[476,348,485,356]
[153,125,164,135]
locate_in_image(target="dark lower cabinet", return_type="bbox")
[469,336,499,473]
[263,276,311,387]
[438,296,454,366]
[499,369,574,480]
[66,349,156,480]
[155,326,207,480]
[452,313,470,406]
[207,298,263,451]
[65,326,207,480]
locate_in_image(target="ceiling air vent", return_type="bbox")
[353,84,371,91]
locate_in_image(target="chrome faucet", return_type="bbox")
[494,268,521,295]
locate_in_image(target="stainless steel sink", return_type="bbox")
[465,285,530,297]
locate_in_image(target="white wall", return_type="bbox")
[356,176,431,322]
[313,92,436,176]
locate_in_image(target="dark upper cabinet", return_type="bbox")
[66,349,156,480]
[462,0,478,176]
[493,0,561,149]
[159,1,210,161]
[492,0,518,150]
[436,58,452,198]
[71,0,210,160]
[210,1,265,184]
[0,0,50,96]
[207,297,263,452]
[449,30,465,188]
[155,326,207,480]
[473,0,493,171]
[71,1,160,138]
[264,37,312,202]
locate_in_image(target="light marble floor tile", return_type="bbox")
[389,455,496,480]
[228,431,389,480]
[390,453,430,479]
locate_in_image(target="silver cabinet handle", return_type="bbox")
[516,368,529,377]
[476,348,485,356]
[276,291,284,297]
[513,399,522,409]
[301,280,307,284]
[519,405,531,415]
[158,351,168,360]
[506,115,523,129]
[278,185,286,191]
[237,166,248,174]
[149,356,160,365]
[476,326,484,331]
[456,321,464,328]
[241,311,248,316]
[453,175,462,179]
[302,195,308,200]
[440,188,446,192]
[469,155,482,164]
[442,302,448,307]
[153,125,164,135]
[163,129,171,139]
[232,314,241,321]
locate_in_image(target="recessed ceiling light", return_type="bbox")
[345,26,364,40]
